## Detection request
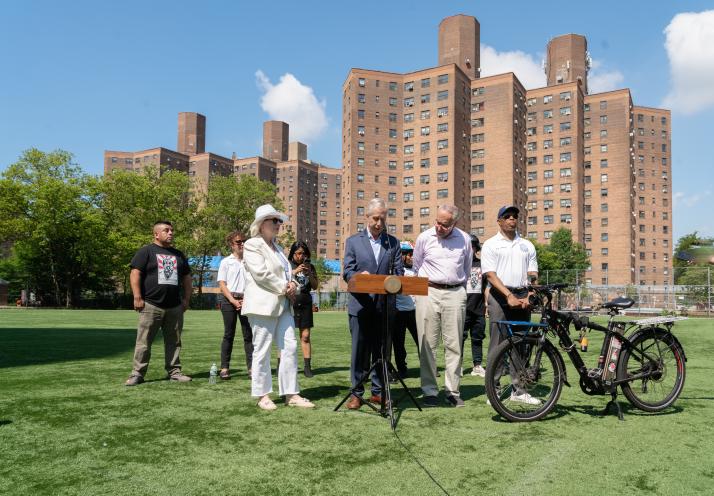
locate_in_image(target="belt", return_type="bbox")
[230,292,244,299]
[506,286,528,293]
[428,281,463,290]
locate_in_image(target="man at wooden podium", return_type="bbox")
[342,198,404,409]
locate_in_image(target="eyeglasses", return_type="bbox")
[270,218,283,225]
[500,214,518,220]
[232,240,245,245]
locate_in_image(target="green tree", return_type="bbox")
[99,166,199,294]
[180,174,282,297]
[673,232,713,307]
[312,257,332,292]
[0,149,114,307]
[533,228,590,285]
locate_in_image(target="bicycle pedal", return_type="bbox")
[587,368,602,379]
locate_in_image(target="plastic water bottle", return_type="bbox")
[209,363,218,385]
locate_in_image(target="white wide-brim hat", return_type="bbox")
[249,204,289,237]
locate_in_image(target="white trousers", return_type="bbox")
[248,305,299,397]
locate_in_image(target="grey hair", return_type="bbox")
[437,204,460,221]
[366,197,387,216]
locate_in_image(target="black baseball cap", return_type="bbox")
[497,205,519,219]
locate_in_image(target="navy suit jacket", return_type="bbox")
[343,229,404,317]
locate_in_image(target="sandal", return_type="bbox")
[257,397,277,411]
[219,369,230,380]
[286,395,315,408]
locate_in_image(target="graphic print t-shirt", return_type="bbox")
[467,259,483,295]
[130,244,191,308]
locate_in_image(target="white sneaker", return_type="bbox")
[470,365,486,377]
[485,397,491,406]
[510,392,542,405]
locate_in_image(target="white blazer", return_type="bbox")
[242,237,293,318]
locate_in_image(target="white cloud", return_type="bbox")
[479,44,545,89]
[588,59,625,94]
[662,10,714,114]
[673,189,712,208]
[255,70,328,143]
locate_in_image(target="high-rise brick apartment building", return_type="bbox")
[341,15,671,286]
[104,114,342,260]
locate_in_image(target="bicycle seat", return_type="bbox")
[602,297,635,310]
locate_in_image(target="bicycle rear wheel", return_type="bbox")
[619,328,685,412]
[485,337,564,422]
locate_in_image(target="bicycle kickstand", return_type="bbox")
[602,390,624,421]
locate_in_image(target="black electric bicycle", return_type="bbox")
[484,284,687,422]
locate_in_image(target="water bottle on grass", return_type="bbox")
[209,363,218,385]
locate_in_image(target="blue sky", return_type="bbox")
[1,0,712,242]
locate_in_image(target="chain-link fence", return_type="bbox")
[533,266,713,316]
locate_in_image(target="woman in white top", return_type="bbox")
[216,231,253,380]
[242,204,315,410]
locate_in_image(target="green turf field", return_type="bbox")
[0,309,712,495]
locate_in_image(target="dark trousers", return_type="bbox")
[393,309,419,373]
[220,300,253,371]
[348,312,386,397]
[462,293,486,365]
[487,290,531,394]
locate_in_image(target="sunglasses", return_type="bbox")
[500,214,518,220]
[232,240,245,245]
[270,218,283,225]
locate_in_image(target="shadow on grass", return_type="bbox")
[0,420,12,427]
[488,400,685,423]
[0,328,136,368]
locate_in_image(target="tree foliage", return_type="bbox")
[0,149,285,307]
[0,149,114,307]
[533,228,590,285]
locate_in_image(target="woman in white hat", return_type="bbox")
[242,204,315,410]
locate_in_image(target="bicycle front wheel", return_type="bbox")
[485,337,564,422]
[619,328,686,412]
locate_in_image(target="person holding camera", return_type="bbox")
[288,241,318,378]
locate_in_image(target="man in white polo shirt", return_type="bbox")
[413,204,472,408]
[481,205,539,404]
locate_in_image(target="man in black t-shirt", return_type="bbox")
[125,221,193,386]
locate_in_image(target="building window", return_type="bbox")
[560,168,572,177]
[358,93,365,104]
[419,175,430,184]
[437,123,448,132]
[544,215,553,224]
[543,109,553,119]
[437,107,448,117]
[437,139,448,150]
[560,91,571,101]
[421,126,431,136]
[420,190,430,200]
[438,74,449,84]
[437,189,449,199]
[404,145,414,155]
[544,170,554,179]
[471,164,484,173]
[559,152,571,162]
[437,90,448,101]
[471,102,485,113]
[544,124,553,134]
[471,196,484,205]
[404,160,414,170]
[559,106,571,116]
[600,115,608,124]
[437,172,448,182]
[403,192,414,202]
[471,117,484,128]
[560,137,571,146]
[437,155,448,166]
[420,158,430,168]
[421,93,430,104]
[543,95,553,103]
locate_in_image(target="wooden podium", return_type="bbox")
[336,273,429,429]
